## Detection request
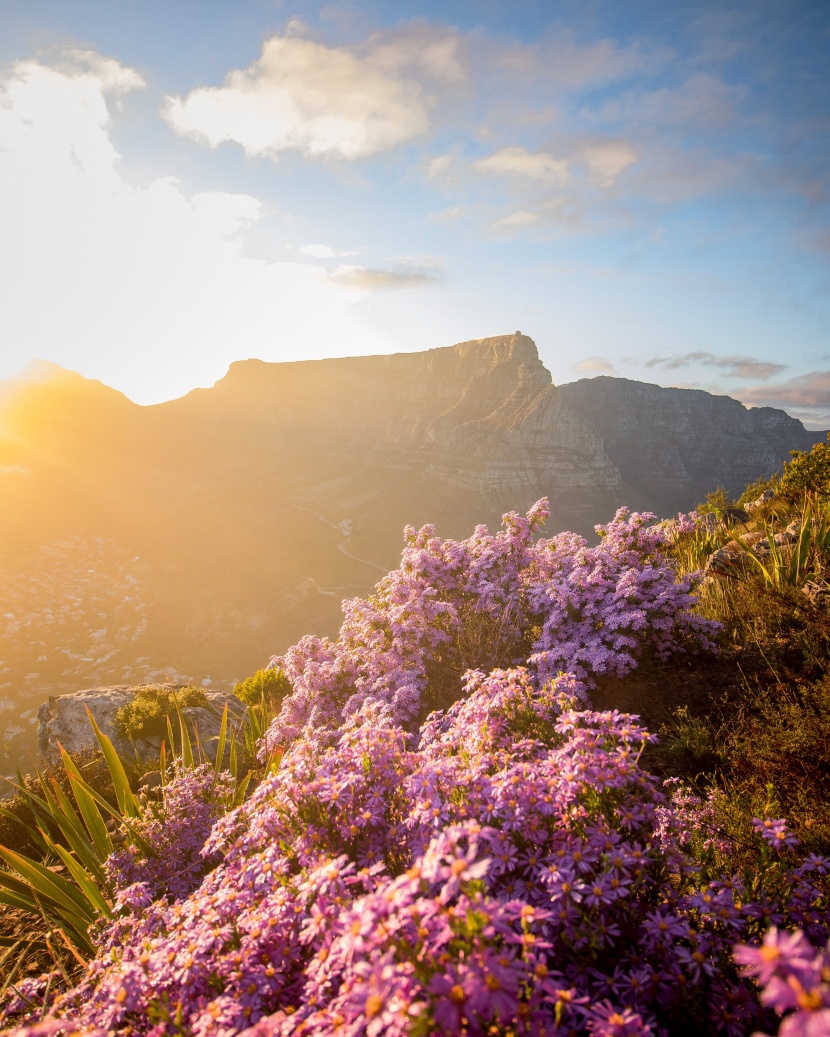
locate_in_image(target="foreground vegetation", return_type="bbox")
[0,438,829,1036]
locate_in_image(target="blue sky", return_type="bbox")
[1,1,828,426]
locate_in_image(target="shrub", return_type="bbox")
[5,498,829,1037]
[781,433,830,500]
[697,485,737,516]
[10,671,827,1037]
[264,502,718,754]
[232,668,292,713]
[737,471,780,506]
[113,685,209,743]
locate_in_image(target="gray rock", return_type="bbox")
[703,545,753,578]
[37,685,247,762]
[745,489,776,512]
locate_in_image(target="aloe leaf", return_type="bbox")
[212,704,229,785]
[59,745,113,861]
[232,771,252,808]
[173,694,194,770]
[50,768,155,859]
[42,777,106,885]
[0,847,96,925]
[51,843,112,918]
[0,871,94,955]
[85,707,141,818]
[229,731,238,783]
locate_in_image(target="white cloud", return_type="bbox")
[301,244,336,258]
[572,356,617,374]
[578,140,637,187]
[164,27,462,162]
[0,51,413,403]
[491,210,541,231]
[476,147,569,185]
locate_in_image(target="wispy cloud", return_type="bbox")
[572,356,617,374]
[738,371,830,410]
[475,147,569,185]
[329,265,437,291]
[646,352,786,381]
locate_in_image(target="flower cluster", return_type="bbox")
[8,669,827,1037]
[2,502,825,1037]
[105,763,235,908]
[735,927,830,1036]
[264,502,718,755]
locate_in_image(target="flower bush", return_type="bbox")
[264,502,717,754]
[2,501,826,1037]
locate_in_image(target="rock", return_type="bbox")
[722,507,750,526]
[739,531,768,548]
[703,545,753,578]
[745,489,776,512]
[698,512,720,533]
[138,770,163,798]
[803,581,830,607]
[37,685,247,762]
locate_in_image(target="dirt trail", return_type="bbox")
[292,506,387,575]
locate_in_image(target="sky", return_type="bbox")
[0,1,828,427]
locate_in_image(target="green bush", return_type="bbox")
[696,485,737,516]
[113,685,209,743]
[737,471,779,505]
[781,433,830,499]
[232,668,292,714]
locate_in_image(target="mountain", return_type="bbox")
[0,334,820,766]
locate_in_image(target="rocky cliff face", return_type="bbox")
[0,334,822,768]
[172,332,618,497]
[554,376,822,513]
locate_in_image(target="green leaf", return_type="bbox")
[173,694,194,770]
[59,745,113,861]
[229,731,238,783]
[85,707,141,818]
[0,847,96,926]
[50,843,112,918]
[213,704,229,785]
[42,776,107,886]
[232,771,252,809]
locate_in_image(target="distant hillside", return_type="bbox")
[0,334,821,766]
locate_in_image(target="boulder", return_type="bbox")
[722,507,750,526]
[703,544,754,578]
[37,684,248,762]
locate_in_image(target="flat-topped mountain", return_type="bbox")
[0,334,820,766]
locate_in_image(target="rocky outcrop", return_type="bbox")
[553,377,822,514]
[37,686,247,761]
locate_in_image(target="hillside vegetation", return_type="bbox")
[1,438,829,1037]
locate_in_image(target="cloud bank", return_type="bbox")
[646,352,787,381]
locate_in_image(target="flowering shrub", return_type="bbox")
[6,670,827,1036]
[264,502,717,754]
[735,928,830,1036]
[105,763,235,908]
[2,502,826,1037]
